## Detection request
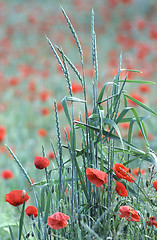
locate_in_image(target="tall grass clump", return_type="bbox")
[4,7,157,240]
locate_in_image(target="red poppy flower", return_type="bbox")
[71,82,83,93]
[5,190,29,206]
[120,122,129,129]
[25,206,38,218]
[1,169,14,179]
[132,168,146,176]
[153,180,157,191]
[113,163,135,183]
[38,128,47,137]
[39,90,51,102]
[86,168,107,187]
[34,156,49,169]
[48,151,55,160]
[0,126,6,142]
[138,84,150,93]
[146,216,157,228]
[119,206,140,222]
[41,107,50,116]
[115,182,128,197]
[47,212,69,230]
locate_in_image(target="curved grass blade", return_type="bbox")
[61,97,71,126]
[124,94,157,116]
[97,82,114,103]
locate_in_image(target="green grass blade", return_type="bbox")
[118,80,155,84]
[61,97,71,126]
[18,201,25,240]
[43,186,52,223]
[97,82,114,103]
[124,94,157,115]
[8,225,15,240]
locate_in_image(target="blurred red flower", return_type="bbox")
[115,182,128,197]
[0,126,6,142]
[120,122,129,129]
[1,169,14,179]
[38,128,47,137]
[39,90,51,102]
[9,77,20,86]
[71,82,83,93]
[34,156,49,169]
[132,168,146,176]
[153,180,157,191]
[146,216,157,228]
[48,151,55,160]
[119,205,140,221]
[86,168,107,187]
[41,107,50,116]
[138,84,150,93]
[47,212,69,230]
[5,190,29,206]
[113,163,135,183]
[25,206,38,218]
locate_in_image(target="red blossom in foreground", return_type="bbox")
[5,190,29,206]
[1,169,14,179]
[86,168,107,187]
[47,212,69,230]
[34,156,49,169]
[132,168,146,176]
[0,126,6,142]
[25,206,38,217]
[113,163,135,183]
[119,206,140,222]
[146,216,157,228]
[115,182,128,197]
[153,180,157,191]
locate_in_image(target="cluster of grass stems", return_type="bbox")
[6,7,157,240]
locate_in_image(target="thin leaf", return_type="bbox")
[18,201,25,240]
[124,94,157,115]
[61,97,71,126]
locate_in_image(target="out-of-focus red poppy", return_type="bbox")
[34,156,49,169]
[5,190,29,206]
[146,216,157,228]
[132,168,146,176]
[113,163,135,183]
[47,212,69,230]
[86,168,107,187]
[1,169,14,179]
[138,84,150,93]
[119,205,140,221]
[121,0,132,4]
[9,77,20,86]
[25,206,38,217]
[153,180,157,191]
[48,151,55,160]
[39,90,51,102]
[41,107,50,116]
[71,82,83,93]
[136,18,146,31]
[28,81,36,92]
[0,126,6,142]
[127,93,145,106]
[120,122,129,129]
[115,182,128,197]
[38,128,47,137]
